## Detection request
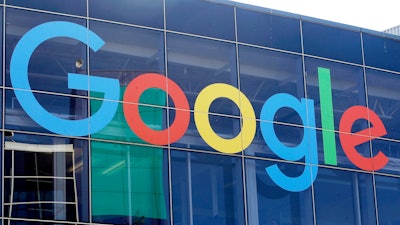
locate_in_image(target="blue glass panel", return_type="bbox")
[302,21,362,64]
[316,130,371,170]
[0,133,2,218]
[305,57,367,130]
[6,220,73,225]
[314,168,376,225]
[89,20,165,101]
[237,9,301,52]
[245,159,313,225]
[166,0,235,40]
[91,141,169,225]
[7,0,86,16]
[8,204,78,221]
[375,175,400,225]
[3,133,89,222]
[89,0,163,29]
[167,33,238,114]
[5,90,88,135]
[239,45,304,122]
[371,139,400,175]
[0,7,3,86]
[171,110,241,153]
[245,121,307,163]
[5,8,87,96]
[363,33,400,72]
[171,151,244,225]
[365,69,400,140]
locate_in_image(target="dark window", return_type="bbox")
[237,8,301,52]
[363,33,400,72]
[89,0,163,29]
[166,0,235,40]
[303,21,363,64]
[172,151,245,225]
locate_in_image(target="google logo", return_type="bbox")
[10,21,389,192]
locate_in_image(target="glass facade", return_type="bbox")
[1,1,400,225]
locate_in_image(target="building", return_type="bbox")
[2,0,400,225]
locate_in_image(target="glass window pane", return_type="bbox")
[316,130,371,170]
[366,69,400,140]
[0,7,3,86]
[363,33,400,72]
[237,8,301,52]
[245,159,314,225]
[8,204,78,221]
[89,20,165,101]
[0,133,2,218]
[171,110,241,153]
[5,8,87,96]
[166,0,235,40]
[92,99,167,145]
[89,0,163,29]
[375,175,400,225]
[91,141,169,225]
[3,133,89,222]
[5,220,74,225]
[171,151,244,225]
[302,22,362,64]
[314,168,376,225]
[245,122,307,162]
[239,45,304,122]
[167,33,238,114]
[371,139,400,175]
[305,57,367,130]
[7,0,86,16]
[5,90,88,135]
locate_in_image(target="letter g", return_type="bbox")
[10,21,120,136]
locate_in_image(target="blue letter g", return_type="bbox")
[10,21,120,136]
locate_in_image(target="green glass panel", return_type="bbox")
[91,141,167,220]
[90,87,166,142]
[91,86,167,220]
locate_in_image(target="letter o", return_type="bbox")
[194,83,256,154]
[123,73,190,145]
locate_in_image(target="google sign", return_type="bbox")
[10,21,388,192]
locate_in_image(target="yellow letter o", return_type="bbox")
[194,83,256,154]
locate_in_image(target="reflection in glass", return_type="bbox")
[5,8,87,95]
[171,151,244,225]
[245,159,313,225]
[314,168,376,225]
[167,33,238,114]
[3,133,89,222]
[7,0,86,16]
[366,69,400,140]
[246,122,306,162]
[5,90,88,135]
[89,0,163,29]
[237,8,301,52]
[239,45,304,121]
[0,7,3,86]
[166,0,235,40]
[91,141,169,225]
[89,21,165,90]
[316,130,372,170]
[302,21,362,64]
[91,91,167,144]
[305,57,367,130]
[375,175,400,225]
[363,33,400,72]
[371,139,400,175]
[170,111,241,153]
